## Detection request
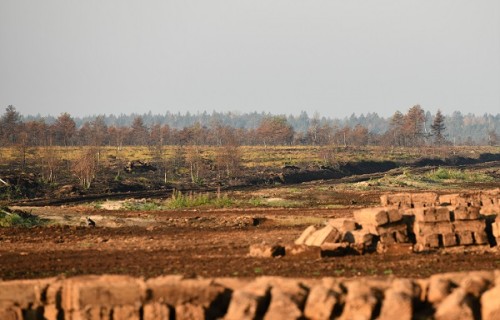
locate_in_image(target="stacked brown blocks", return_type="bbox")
[302,225,342,247]
[380,192,438,209]
[353,207,409,245]
[411,192,439,208]
[294,224,344,248]
[327,218,372,251]
[479,189,500,215]
[276,189,498,258]
[4,271,500,320]
[380,193,412,208]
[491,215,500,245]
[413,207,453,249]
[381,189,499,251]
[453,206,489,245]
[381,190,499,213]
[413,206,488,251]
[290,221,357,257]
[438,189,499,215]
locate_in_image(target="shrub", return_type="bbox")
[122,201,163,211]
[0,208,45,227]
[165,190,234,209]
[425,168,493,182]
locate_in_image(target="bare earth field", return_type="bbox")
[1,187,499,282]
[1,154,500,318]
[1,148,500,285]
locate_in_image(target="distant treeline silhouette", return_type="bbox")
[1,105,499,147]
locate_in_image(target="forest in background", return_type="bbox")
[0,103,499,200]
[1,105,499,148]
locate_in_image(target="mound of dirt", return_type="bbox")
[341,160,398,175]
[278,160,397,184]
[414,152,500,168]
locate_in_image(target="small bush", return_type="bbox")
[247,197,301,208]
[0,208,45,227]
[118,191,235,210]
[122,201,163,211]
[0,185,23,200]
[92,201,103,209]
[426,168,493,182]
[164,190,234,209]
[248,198,265,206]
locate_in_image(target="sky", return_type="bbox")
[1,0,499,119]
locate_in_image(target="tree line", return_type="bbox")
[1,105,498,148]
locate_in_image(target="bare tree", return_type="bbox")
[389,111,405,146]
[53,113,76,146]
[403,105,426,146]
[214,133,242,179]
[91,116,108,146]
[316,123,334,145]
[71,148,98,189]
[256,116,295,146]
[108,126,127,151]
[185,146,205,184]
[88,116,108,164]
[218,145,241,178]
[15,129,29,171]
[25,119,50,147]
[487,130,498,146]
[129,116,149,145]
[165,146,186,183]
[307,113,321,145]
[318,147,340,168]
[334,126,350,147]
[39,145,61,183]
[148,123,168,182]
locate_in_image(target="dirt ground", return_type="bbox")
[1,202,500,281]
[2,157,500,281]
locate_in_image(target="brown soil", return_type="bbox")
[1,155,499,281]
[1,206,499,281]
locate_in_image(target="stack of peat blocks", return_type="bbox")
[353,207,409,245]
[283,189,499,259]
[413,206,488,251]
[380,192,439,209]
[453,206,489,245]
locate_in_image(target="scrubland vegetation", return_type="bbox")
[0,104,498,204]
[0,207,46,227]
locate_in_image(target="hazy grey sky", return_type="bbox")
[1,0,499,118]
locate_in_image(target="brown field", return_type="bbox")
[1,146,500,319]
[1,205,500,282]
[1,153,499,281]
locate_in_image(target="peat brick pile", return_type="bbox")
[413,206,489,251]
[2,271,500,320]
[381,189,499,213]
[274,189,500,257]
[353,207,409,245]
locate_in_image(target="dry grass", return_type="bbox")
[1,145,497,169]
[271,215,327,227]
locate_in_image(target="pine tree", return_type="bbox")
[0,105,21,145]
[431,109,446,145]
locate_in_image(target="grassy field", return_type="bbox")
[1,145,498,168]
[0,144,498,204]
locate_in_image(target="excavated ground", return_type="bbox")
[1,205,500,281]
[2,158,499,281]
